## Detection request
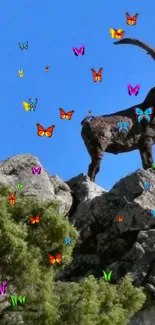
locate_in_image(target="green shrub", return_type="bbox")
[0,186,146,325]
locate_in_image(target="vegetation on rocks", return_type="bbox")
[0,186,146,325]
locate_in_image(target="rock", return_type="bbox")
[0,154,72,214]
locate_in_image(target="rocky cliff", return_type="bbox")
[0,154,155,325]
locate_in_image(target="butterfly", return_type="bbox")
[8,192,16,205]
[45,66,49,72]
[28,98,38,111]
[88,110,92,115]
[103,270,112,282]
[18,41,28,50]
[127,84,140,96]
[59,108,75,120]
[151,210,155,218]
[109,28,125,39]
[91,68,103,82]
[18,70,23,77]
[22,101,31,111]
[117,216,124,222]
[64,238,72,245]
[29,214,40,224]
[117,121,130,132]
[32,166,42,175]
[143,182,150,191]
[36,123,55,137]
[126,12,138,25]
[72,45,85,56]
[48,253,62,264]
[134,107,154,123]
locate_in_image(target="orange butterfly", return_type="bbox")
[91,68,103,82]
[36,123,55,137]
[29,214,40,224]
[9,192,16,205]
[109,28,125,40]
[48,253,62,264]
[126,12,138,25]
[59,108,75,120]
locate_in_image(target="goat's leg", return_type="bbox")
[139,138,153,169]
[88,156,102,182]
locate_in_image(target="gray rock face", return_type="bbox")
[1,154,155,324]
[0,154,72,214]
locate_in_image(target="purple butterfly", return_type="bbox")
[127,84,140,96]
[32,166,42,175]
[72,45,85,56]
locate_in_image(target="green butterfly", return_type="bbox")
[103,270,112,282]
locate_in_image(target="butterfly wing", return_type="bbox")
[117,29,125,40]
[66,110,75,120]
[134,84,140,96]
[45,125,55,137]
[126,12,132,25]
[72,47,79,56]
[36,123,45,136]
[144,107,154,122]
[108,270,112,281]
[91,69,98,82]
[109,28,115,38]
[22,101,30,111]
[37,167,42,174]
[117,122,122,131]
[134,107,144,122]
[55,253,62,264]
[29,217,35,224]
[35,214,40,223]
[48,255,55,264]
[59,108,67,119]
[97,68,103,82]
[127,84,133,95]
[79,45,85,55]
[131,13,138,26]
[32,167,36,174]
[124,121,130,132]
[103,271,108,281]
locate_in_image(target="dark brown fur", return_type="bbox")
[81,87,155,182]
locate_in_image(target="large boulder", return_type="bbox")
[0,154,72,214]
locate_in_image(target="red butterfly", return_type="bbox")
[36,123,55,137]
[45,65,49,72]
[59,108,74,120]
[48,253,62,264]
[126,13,138,25]
[8,192,16,205]
[29,214,40,224]
[91,68,103,82]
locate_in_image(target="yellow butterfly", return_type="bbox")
[109,28,124,39]
[22,101,31,111]
[18,70,24,77]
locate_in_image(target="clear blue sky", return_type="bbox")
[1,0,155,190]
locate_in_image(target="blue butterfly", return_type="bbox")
[151,210,155,218]
[134,107,154,123]
[28,98,38,111]
[18,41,28,50]
[64,238,72,245]
[117,121,130,132]
[143,182,150,191]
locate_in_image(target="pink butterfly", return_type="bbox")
[72,45,85,56]
[127,84,140,96]
[32,166,42,175]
